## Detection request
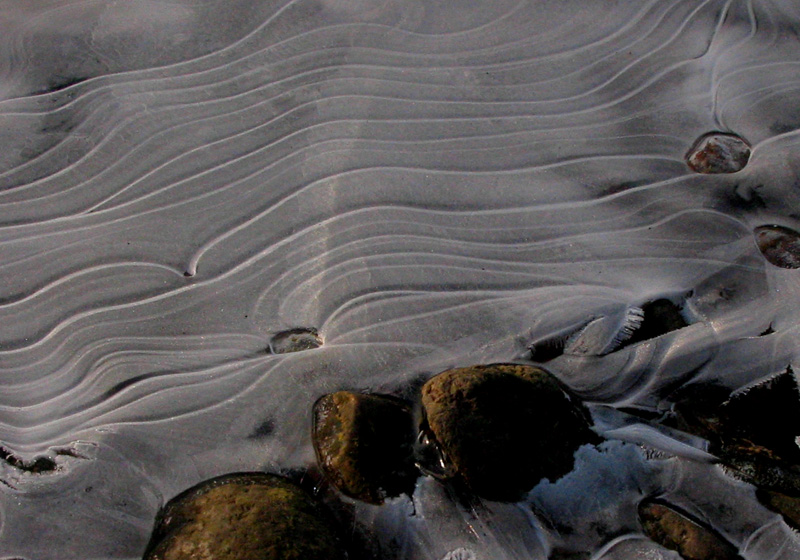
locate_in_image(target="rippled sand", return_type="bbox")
[2,1,800,558]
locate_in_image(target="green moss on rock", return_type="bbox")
[144,473,345,560]
[420,363,597,501]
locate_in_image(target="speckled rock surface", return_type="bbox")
[143,473,345,560]
[420,363,597,501]
[686,132,750,174]
[313,391,417,504]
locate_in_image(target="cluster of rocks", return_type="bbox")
[143,363,601,559]
[141,358,800,559]
[140,131,800,559]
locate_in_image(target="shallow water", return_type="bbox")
[2,0,800,558]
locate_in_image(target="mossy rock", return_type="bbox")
[638,500,742,560]
[420,363,597,501]
[143,473,345,560]
[313,391,418,504]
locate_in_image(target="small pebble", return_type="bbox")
[686,132,750,174]
[268,328,322,354]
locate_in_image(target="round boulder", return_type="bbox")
[143,472,345,560]
[420,363,597,501]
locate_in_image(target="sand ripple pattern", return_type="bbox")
[2,0,800,558]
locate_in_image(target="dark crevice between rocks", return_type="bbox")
[268,327,322,354]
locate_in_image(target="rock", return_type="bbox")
[268,328,322,354]
[664,370,800,496]
[713,370,800,494]
[420,363,597,501]
[754,225,800,269]
[312,391,418,504]
[638,500,742,560]
[756,489,800,531]
[143,472,345,560]
[686,132,750,174]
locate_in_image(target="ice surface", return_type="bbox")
[2,0,800,558]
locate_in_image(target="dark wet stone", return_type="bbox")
[420,364,598,501]
[268,328,322,354]
[638,500,743,560]
[143,472,345,560]
[686,132,751,174]
[754,225,800,269]
[312,391,418,504]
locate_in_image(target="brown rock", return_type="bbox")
[313,391,418,504]
[420,363,597,501]
[638,500,742,560]
[754,225,800,269]
[143,473,345,560]
[686,132,750,174]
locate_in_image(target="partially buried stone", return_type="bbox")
[143,472,345,560]
[638,500,743,560]
[754,225,800,269]
[268,328,322,354]
[313,391,418,504]
[686,132,751,174]
[420,363,598,501]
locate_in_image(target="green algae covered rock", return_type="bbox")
[313,391,418,504]
[420,363,597,501]
[143,473,345,560]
